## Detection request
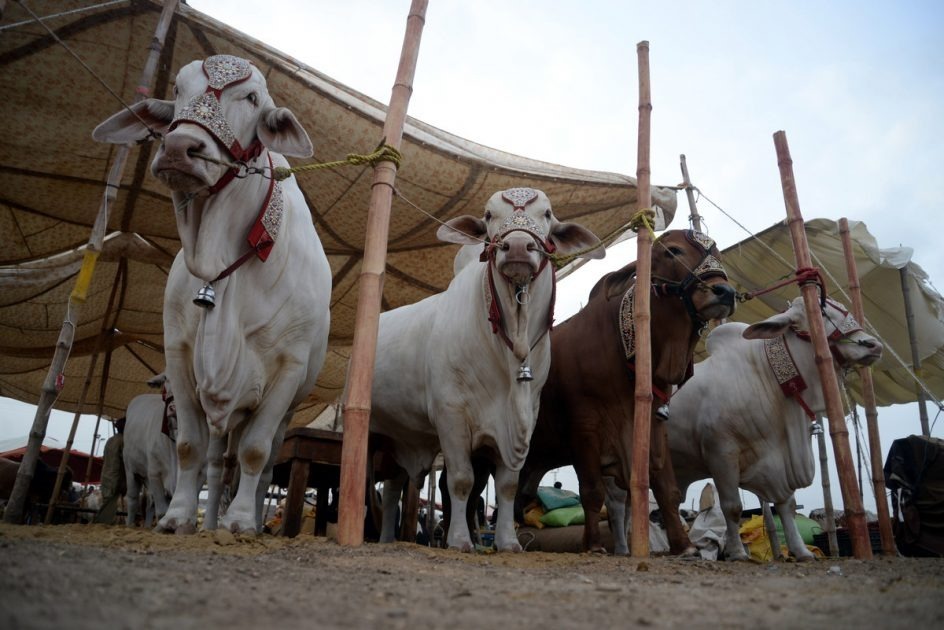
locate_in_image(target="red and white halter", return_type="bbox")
[764,298,864,422]
[480,188,557,354]
[170,55,283,272]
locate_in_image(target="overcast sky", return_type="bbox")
[4,0,943,516]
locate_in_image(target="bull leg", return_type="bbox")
[775,494,815,562]
[603,477,629,555]
[709,461,749,561]
[125,474,141,527]
[158,390,209,534]
[202,434,227,530]
[572,437,606,553]
[649,423,696,556]
[255,422,288,532]
[443,457,475,552]
[493,463,522,552]
[148,473,170,522]
[380,469,407,543]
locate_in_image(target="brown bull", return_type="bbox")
[516,229,736,553]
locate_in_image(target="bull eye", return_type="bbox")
[172,85,178,97]
[544,209,552,219]
[484,211,492,221]
[246,92,258,106]
[667,246,683,257]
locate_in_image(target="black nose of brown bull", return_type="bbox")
[712,283,737,306]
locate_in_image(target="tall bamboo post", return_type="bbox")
[816,429,840,557]
[630,40,654,558]
[679,155,702,232]
[3,0,179,524]
[337,0,428,547]
[838,217,896,554]
[900,266,931,436]
[773,130,872,559]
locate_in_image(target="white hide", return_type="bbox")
[93,57,330,533]
[370,188,602,551]
[667,297,883,560]
[123,387,177,527]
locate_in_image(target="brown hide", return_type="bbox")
[518,229,735,553]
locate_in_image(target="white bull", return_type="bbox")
[93,55,331,533]
[370,187,603,551]
[667,297,883,560]
[122,374,178,526]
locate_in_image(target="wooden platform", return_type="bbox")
[272,427,343,538]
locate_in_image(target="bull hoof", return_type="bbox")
[175,521,197,536]
[587,545,609,555]
[497,542,523,553]
[724,553,750,562]
[676,545,698,558]
[795,553,817,563]
[227,521,258,536]
[449,542,474,553]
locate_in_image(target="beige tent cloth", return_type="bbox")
[0,0,676,424]
[709,218,944,407]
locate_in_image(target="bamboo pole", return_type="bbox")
[772,130,872,559]
[900,266,931,436]
[816,429,840,557]
[838,217,896,555]
[337,0,428,547]
[3,0,179,524]
[630,40,654,558]
[679,155,702,232]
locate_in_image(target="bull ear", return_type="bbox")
[742,310,795,340]
[437,215,487,245]
[92,99,174,144]
[549,222,604,260]
[145,373,167,389]
[258,107,313,157]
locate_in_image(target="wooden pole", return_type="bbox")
[900,266,931,436]
[772,130,872,559]
[337,0,428,547]
[3,0,179,524]
[838,217,896,554]
[816,429,840,557]
[679,155,702,232]
[630,40,653,558]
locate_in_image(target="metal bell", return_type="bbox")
[516,363,533,382]
[193,283,216,309]
[655,404,670,421]
[810,422,824,436]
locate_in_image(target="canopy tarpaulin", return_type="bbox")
[0,0,677,425]
[711,218,944,407]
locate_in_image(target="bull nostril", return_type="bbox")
[526,242,537,251]
[500,242,510,251]
[712,284,735,298]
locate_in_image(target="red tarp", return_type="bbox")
[0,446,103,484]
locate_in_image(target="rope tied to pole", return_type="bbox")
[737,266,827,304]
[628,207,656,236]
[273,143,403,180]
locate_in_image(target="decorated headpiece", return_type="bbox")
[495,188,548,240]
[169,55,262,162]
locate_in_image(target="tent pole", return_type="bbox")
[679,155,702,232]
[900,266,931,437]
[816,429,840,557]
[83,346,115,485]
[773,130,872,559]
[44,269,123,524]
[3,0,180,524]
[337,0,428,547]
[630,40,654,558]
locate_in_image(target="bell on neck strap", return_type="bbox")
[517,362,533,382]
[655,404,670,421]
[194,283,216,309]
[810,421,824,436]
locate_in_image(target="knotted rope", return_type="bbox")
[628,207,656,236]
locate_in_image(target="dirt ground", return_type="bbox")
[1,523,942,630]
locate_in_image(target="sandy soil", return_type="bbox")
[1,523,942,630]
